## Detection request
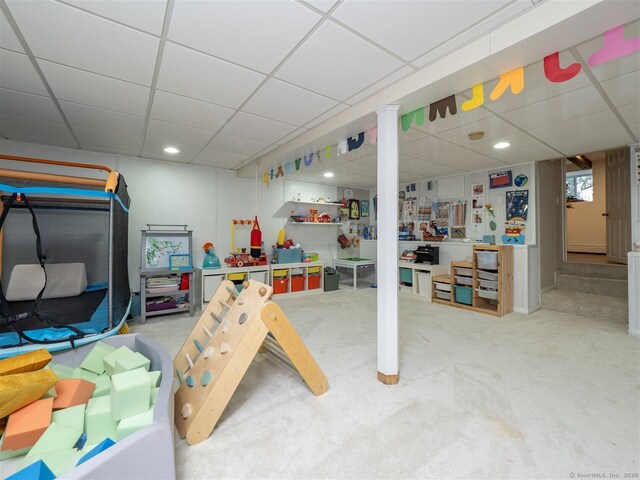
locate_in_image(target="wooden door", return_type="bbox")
[605,148,631,264]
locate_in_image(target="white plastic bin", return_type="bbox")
[455,267,473,277]
[476,251,498,270]
[434,282,451,292]
[478,279,498,289]
[455,275,473,286]
[477,269,499,281]
[476,288,498,300]
[435,291,451,301]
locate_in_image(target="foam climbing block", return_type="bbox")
[113,351,150,374]
[85,396,118,445]
[41,386,57,399]
[1,397,53,452]
[20,448,83,477]
[116,408,154,441]
[27,422,83,457]
[150,387,160,404]
[72,367,99,382]
[0,369,57,419]
[51,404,85,432]
[79,341,116,374]
[110,367,151,421]
[49,363,74,379]
[102,346,134,376]
[5,459,55,480]
[0,435,31,460]
[90,374,111,397]
[76,437,115,466]
[0,348,52,376]
[52,378,95,409]
[148,370,161,387]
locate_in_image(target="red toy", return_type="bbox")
[250,216,262,258]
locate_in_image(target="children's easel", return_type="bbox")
[173,279,328,445]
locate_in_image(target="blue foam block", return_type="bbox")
[6,459,56,480]
[76,437,116,466]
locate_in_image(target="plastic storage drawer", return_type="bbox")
[453,285,473,305]
[308,274,321,290]
[455,267,473,276]
[291,275,304,292]
[435,290,451,301]
[476,288,498,300]
[477,269,499,281]
[400,268,413,285]
[478,279,498,289]
[454,275,473,286]
[434,282,451,292]
[476,251,498,270]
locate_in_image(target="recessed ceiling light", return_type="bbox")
[323,172,334,178]
[493,142,510,149]
[163,146,179,154]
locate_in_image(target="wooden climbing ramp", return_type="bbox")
[173,279,329,445]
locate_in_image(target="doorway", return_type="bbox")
[564,148,631,265]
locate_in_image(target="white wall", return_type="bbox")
[566,158,606,253]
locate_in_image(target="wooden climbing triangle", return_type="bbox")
[173,279,329,445]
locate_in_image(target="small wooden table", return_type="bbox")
[333,258,376,290]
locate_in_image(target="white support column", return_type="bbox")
[376,104,400,385]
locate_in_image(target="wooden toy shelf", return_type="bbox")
[431,245,513,317]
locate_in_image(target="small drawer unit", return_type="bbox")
[431,274,452,305]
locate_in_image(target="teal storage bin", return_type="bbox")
[400,267,413,285]
[277,247,302,264]
[454,285,473,305]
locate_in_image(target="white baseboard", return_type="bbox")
[540,285,556,295]
[514,305,541,314]
[629,329,640,338]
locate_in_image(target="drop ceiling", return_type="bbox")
[0,0,638,189]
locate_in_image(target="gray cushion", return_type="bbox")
[6,263,88,301]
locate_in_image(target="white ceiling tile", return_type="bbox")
[433,149,505,171]
[501,85,610,131]
[0,131,76,148]
[301,0,339,13]
[0,113,74,142]
[345,66,414,106]
[332,0,511,61]
[151,90,234,131]
[194,148,248,168]
[206,133,270,157]
[222,112,297,144]
[528,109,624,143]
[629,123,640,139]
[81,143,141,157]
[276,128,308,145]
[62,0,167,36]
[545,126,635,157]
[465,131,542,155]
[6,0,159,85]
[243,78,338,126]
[304,104,349,129]
[145,119,214,148]
[169,0,320,73]
[60,101,145,136]
[600,70,640,107]
[73,126,142,151]
[0,50,48,95]
[39,60,150,116]
[617,101,640,126]
[157,42,265,108]
[399,159,460,177]
[1,11,24,53]
[490,143,562,164]
[400,135,457,159]
[481,53,592,114]
[276,22,404,101]
[433,116,521,148]
[576,20,640,82]
[0,88,62,123]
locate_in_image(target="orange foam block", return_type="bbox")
[53,378,95,409]
[1,398,53,452]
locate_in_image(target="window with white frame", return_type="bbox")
[566,169,593,202]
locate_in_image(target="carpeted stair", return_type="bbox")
[541,262,628,323]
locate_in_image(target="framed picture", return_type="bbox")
[451,226,466,239]
[472,183,484,195]
[349,199,360,219]
[360,200,369,218]
[472,196,484,210]
[141,229,192,272]
[169,254,192,270]
[472,212,484,225]
[489,171,513,189]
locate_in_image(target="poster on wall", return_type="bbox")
[506,190,529,220]
[489,171,513,189]
[635,145,640,186]
[472,211,484,225]
[349,199,360,219]
[360,200,369,218]
[472,196,484,209]
[472,183,484,196]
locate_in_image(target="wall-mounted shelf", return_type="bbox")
[286,222,343,226]
[287,201,342,206]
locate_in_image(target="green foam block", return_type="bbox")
[41,386,57,399]
[52,404,85,432]
[90,374,111,397]
[20,448,83,477]
[102,346,134,376]
[150,387,160,404]
[72,367,99,381]
[0,434,31,460]
[27,422,83,457]
[113,351,150,374]
[79,341,116,374]
[148,370,161,387]
[110,367,151,421]
[50,363,74,379]
[116,407,154,441]
[85,396,118,445]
